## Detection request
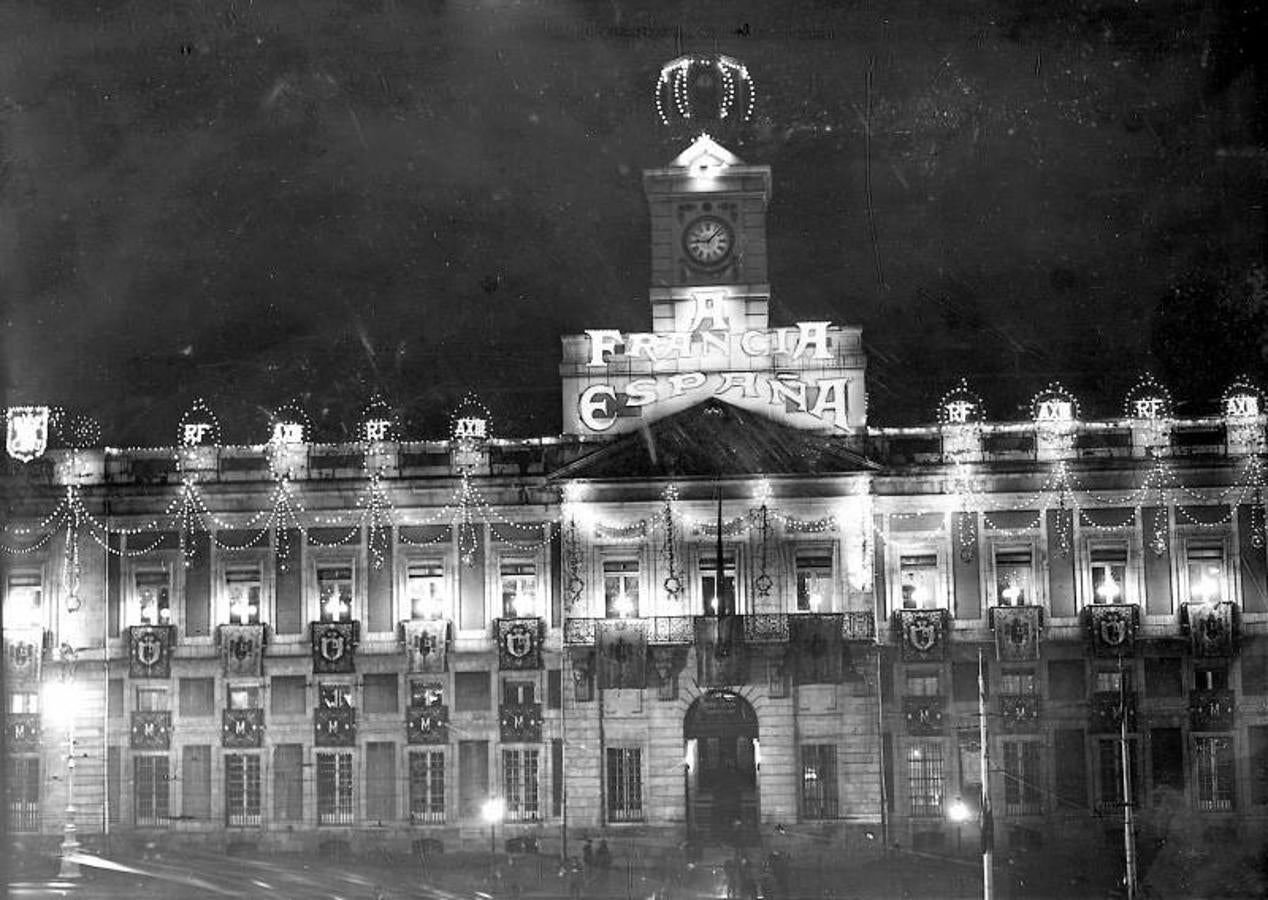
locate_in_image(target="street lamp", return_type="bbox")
[482,797,505,855]
[947,795,971,856]
[44,663,81,880]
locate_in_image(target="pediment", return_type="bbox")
[552,398,876,480]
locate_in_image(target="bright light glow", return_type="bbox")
[1001,581,1022,605]
[614,589,634,618]
[1095,571,1121,602]
[1193,576,1220,603]
[43,681,80,725]
[947,797,971,823]
[513,590,536,617]
[561,482,584,504]
[481,797,505,824]
[684,739,697,771]
[753,739,761,769]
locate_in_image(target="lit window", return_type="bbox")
[906,741,945,817]
[317,566,353,623]
[899,554,939,610]
[1094,669,1128,695]
[606,747,644,823]
[905,673,940,697]
[503,749,540,822]
[407,562,445,620]
[224,753,262,827]
[226,565,262,624]
[1194,736,1235,811]
[1186,543,1225,604]
[136,570,172,625]
[994,547,1033,607]
[500,562,537,618]
[1000,670,1038,695]
[316,752,355,825]
[1195,664,1228,692]
[227,685,261,710]
[699,551,736,615]
[800,744,838,819]
[134,756,171,826]
[4,572,42,629]
[318,683,353,709]
[795,553,833,612]
[409,751,446,824]
[603,560,640,618]
[1002,741,1043,816]
[409,681,444,708]
[135,686,169,712]
[1090,546,1128,605]
[9,692,38,714]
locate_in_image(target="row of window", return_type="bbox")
[897,537,1231,612]
[898,731,1242,818]
[5,746,643,831]
[894,656,1251,703]
[2,530,1242,639]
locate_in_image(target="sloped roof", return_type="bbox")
[551,399,877,481]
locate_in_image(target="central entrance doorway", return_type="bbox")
[684,690,760,845]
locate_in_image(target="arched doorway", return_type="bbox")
[684,690,760,845]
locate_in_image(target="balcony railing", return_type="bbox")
[1190,688,1235,732]
[563,612,876,645]
[410,808,445,825]
[7,802,40,833]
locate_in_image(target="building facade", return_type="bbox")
[4,133,1268,879]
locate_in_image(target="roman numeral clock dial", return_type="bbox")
[682,215,735,268]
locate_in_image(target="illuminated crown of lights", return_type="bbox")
[1029,381,1079,423]
[1122,374,1173,421]
[359,395,399,446]
[655,54,756,127]
[1221,376,1263,419]
[936,378,986,426]
[177,397,222,448]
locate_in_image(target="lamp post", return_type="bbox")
[482,797,505,855]
[45,653,81,880]
[947,795,970,855]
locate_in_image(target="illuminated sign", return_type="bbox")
[271,422,305,445]
[6,406,49,463]
[182,423,212,446]
[1226,394,1259,419]
[584,321,832,366]
[563,320,864,435]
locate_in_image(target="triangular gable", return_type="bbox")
[669,134,744,174]
[551,398,877,481]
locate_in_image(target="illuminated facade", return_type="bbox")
[4,132,1268,877]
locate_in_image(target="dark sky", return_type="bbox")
[2,0,1265,446]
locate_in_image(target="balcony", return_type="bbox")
[902,695,945,735]
[407,705,449,744]
[310,621,359,675]
[1089,691,1136,733]
[131,711,173,750]
[499,702,543,743]
[222,709,264,748]
[6,713,39,752]
[998,694,1041,733]
[1190,688,1235,731]
[217,624,266,677]
[562,611,875,646]
[1182,601,1238,658]
[314,707,356,747]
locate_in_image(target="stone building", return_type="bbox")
[4,127,1268,882]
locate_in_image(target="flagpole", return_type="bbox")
[1120,655,1137,900]
[978,649,993,900]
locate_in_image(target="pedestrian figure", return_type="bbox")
[560,855,584,899]
[596,838,612,887]
[723,856,739,900]
[582,838,594,872]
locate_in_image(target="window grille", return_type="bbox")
[606,748,644,822]
[225,754,262,827]
[317,752,355,825]
[409,751,446,824]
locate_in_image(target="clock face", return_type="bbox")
[682,216,735,267]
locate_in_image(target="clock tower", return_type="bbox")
[643,135,772,334]
[558,58,867,437]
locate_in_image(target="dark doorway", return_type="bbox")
[684,691,760,845]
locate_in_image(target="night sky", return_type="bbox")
[2,0,1265,446]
